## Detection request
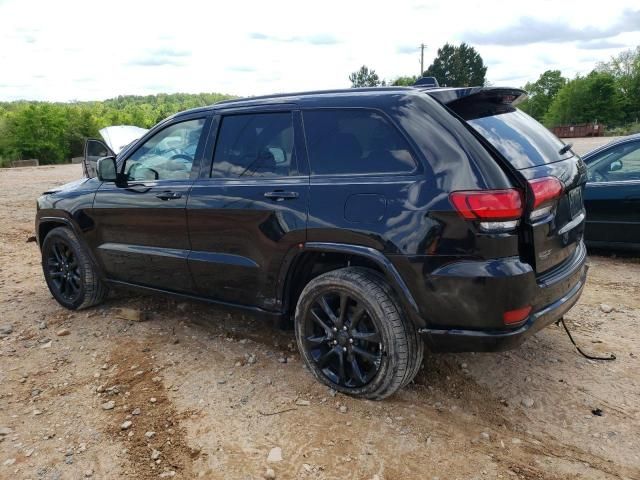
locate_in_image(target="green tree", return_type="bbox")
[2,104,69,163]
[423,43,487,87]
[391,75,418,86]
[597,46,640,123]
[544,71,624,127]
[0,92,235,166]
[65,105,101,158]
[519,70,566,121]
[349,65,383,87]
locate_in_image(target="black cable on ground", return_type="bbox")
[557,317,616,361]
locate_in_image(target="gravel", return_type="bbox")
[521,398,535,408]
[267,446,282,462]
[600,304,614,313]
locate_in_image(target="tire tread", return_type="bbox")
[295,267,423,400]
[42,227,108,310]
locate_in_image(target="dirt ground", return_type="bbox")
[1,151,639,479]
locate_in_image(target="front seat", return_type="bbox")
[251,149,277,176]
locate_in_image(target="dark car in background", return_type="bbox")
[35,84,587,399]
[583,134,640,250]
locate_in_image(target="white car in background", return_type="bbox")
[83,125,148,177]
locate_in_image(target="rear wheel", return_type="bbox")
[42,227,108,310]
[294,267,422,399]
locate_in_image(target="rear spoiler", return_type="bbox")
[421,87,527,106]
[420,87,528,121]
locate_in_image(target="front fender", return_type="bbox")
[35,213,106,281]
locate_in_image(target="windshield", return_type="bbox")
[467,108,572,169]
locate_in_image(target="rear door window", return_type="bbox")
[303,109,417,175]
[464,108,572,169]
[212,112,297,178]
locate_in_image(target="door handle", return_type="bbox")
[156,191,182,200]
[264,191,299,201]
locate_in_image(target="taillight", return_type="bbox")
[450,189,522,232]
[528,176,563,221]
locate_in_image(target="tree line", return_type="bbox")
[518,47,640,132]
[0,93,233,167]
[2,44,639,166]
[350,44,640,134]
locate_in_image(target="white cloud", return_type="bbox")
[0,0,638,101]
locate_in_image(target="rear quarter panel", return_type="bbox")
[302,93,525,327]
[303,93,519,258]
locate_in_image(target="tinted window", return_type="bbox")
[467,109,571,169]
[87,140,109,157]
[303,109,416,175]
[587,141,640,182]
[124,119,205,181]
[212,113,296,178]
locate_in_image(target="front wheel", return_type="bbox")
[41,227,108,310]
[294,267,423,400]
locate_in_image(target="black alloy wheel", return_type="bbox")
[46,239,82,303]
[295,267,422,399]
[41,227,108,310]
[302,291,382,388]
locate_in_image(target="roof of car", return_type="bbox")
[171,86,427,118]
[213,86,417,106]
[582,133,640,160]
[170,85,526,121]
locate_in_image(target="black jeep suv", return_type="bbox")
[36,85,588,399]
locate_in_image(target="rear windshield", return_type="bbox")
[466,109,573,169]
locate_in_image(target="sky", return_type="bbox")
[0,0,639,102]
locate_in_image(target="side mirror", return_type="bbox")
[97,156,117,181]
[609,160,623,172]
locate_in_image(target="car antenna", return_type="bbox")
[558,143,573,155]
[557,318,615,361]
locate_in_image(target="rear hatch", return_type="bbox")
[427,87,587,274]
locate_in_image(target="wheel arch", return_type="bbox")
[37,216,105,280]
[278,242,425,329]
[38,218,71,247]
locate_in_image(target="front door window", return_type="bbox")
[124,119,205,181]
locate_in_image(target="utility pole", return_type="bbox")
[420,43,426,77]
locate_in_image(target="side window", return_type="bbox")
[87,140,109,158]
[124,118,205,181]
[303,109,417,175]
[588,141,640,182]
[212,112,296,178]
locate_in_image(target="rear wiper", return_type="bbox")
[559,143,573,155]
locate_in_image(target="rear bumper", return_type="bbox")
[417,242,588,352]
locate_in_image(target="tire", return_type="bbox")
[294,267,423,400]
[41,226,108,310]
